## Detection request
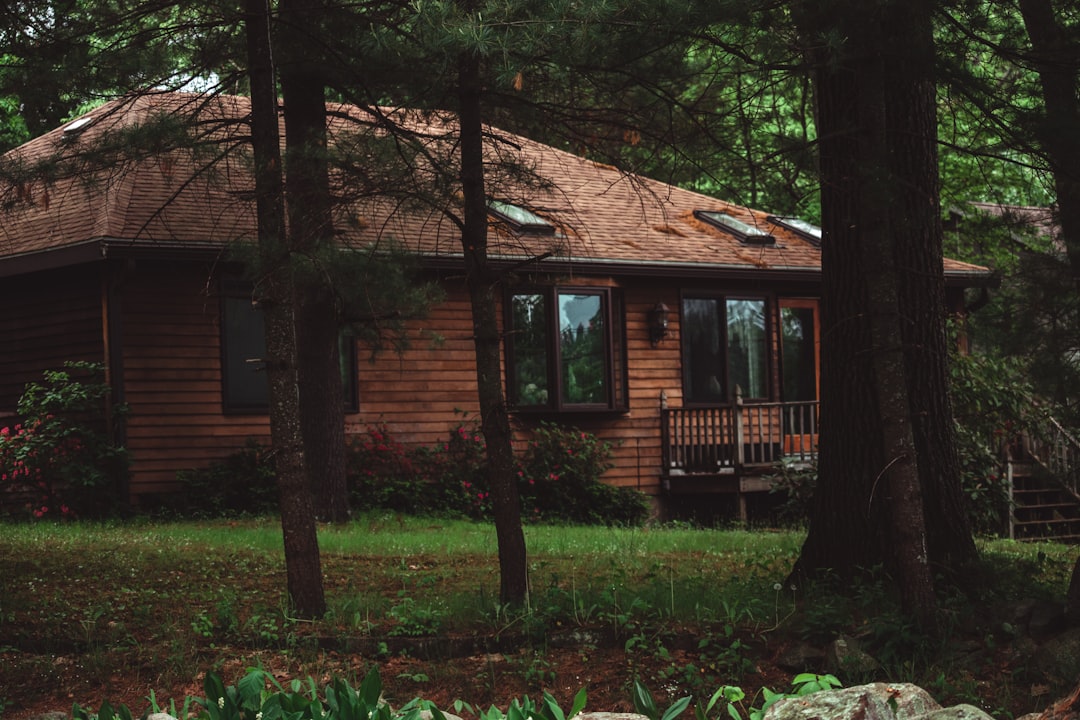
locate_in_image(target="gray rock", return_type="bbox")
[825,635,881,676]
[775,642,826,673]
[147,714,179,720]
[764,683,940,720]
[25,713,68,720]
[1035,625,1080,681]
[912,705,995,720]
[1029,600,1067,638]
[578,714,649,720]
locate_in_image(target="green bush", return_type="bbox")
[422,423,493,518]
[346,424,432,514]
[176,439,278,517]
[177,421,646,524]
[767,457,817,525]
[518,422,648,525]
[0,361,128,518]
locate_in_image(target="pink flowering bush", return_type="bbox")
[346,423,429,513]
[518,421,648,525]
[0,362,128,519]
[408,421,492,519]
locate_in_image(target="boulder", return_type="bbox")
[825,635,881,676]
[764,683,940,720]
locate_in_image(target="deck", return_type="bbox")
[660,397,818,516]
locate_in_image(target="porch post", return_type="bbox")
[735,385,748,524]
[734,385,745,468]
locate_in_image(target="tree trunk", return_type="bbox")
[792,0,972,615]
[1018,0,1080,290]
[457,50,529,605]
[884,0,977,573]
[858,6,936,622]
[244,0,325,618]
[279,0,350,523]
[793,0,890,579]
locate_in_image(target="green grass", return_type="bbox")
[1,516,1077,719]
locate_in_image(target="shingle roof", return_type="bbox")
[0,91,987,281]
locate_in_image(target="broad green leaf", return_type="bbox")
[660,696,691,720]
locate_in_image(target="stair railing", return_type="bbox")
[1018,414,1080,497]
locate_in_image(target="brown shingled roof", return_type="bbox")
[0,91,987,281]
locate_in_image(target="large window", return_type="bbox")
[682,295,769,403]
[221,290,358,413]
[506,287,627,411]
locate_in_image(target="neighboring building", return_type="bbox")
[0,92,991,517]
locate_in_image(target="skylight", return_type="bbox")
[62,116,95,137]
[768,215,822,245]
[489,200,555,235]
[694,210,775,245]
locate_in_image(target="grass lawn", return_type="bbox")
[0,516,1074,720]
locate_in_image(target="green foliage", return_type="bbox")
[77,667,586,720]
[766,458,817,525]
[518,422,649,525]
[176,440,278,518]
[949,349,1039,535]
[0,361,127,518]
[182,420,645,524]
[632,680,691,720]
[346,424,429,515]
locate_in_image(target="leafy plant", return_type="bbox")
[347,424,429,514]
[175,439,277,518]
[0,361,128,518]
[767,457,817,525]
[632,679,692,720]
[518,422,648,525]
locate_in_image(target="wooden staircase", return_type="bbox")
[1010,461,1080,543]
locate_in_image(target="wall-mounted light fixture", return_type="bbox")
[648,301,670,346]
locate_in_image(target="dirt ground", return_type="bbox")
[2,635,796,720]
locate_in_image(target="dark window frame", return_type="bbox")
[679,291,773,406]
[505,285,628,413]
[220,280,359,415]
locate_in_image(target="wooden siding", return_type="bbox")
[103,263,816,507]
[348,279,684,498]
[0,265,105,416]
[119,262,269,500]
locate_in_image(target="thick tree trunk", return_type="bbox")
[280,0,350,523]
[245,0,325,618]
[1018,0,1080,290]
[884,0,977,573]
[793,0,972,614]
[457,51,529,605]
[793,1,889,578]
[858,8,937,622]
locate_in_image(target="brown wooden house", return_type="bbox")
[0,93,990,517]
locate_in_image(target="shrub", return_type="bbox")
[176,439,278,517]
[767,457,817,525]
[0,361,127,518]
[518,422,648,525]
[346,424,431,514]
[409,422,492,519]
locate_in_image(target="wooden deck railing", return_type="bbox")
[1016,414,1080,495]
[661,393,819,476]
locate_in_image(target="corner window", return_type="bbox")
[221,288,358,414]
[506,287,627,411]
[682,295,769,403]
